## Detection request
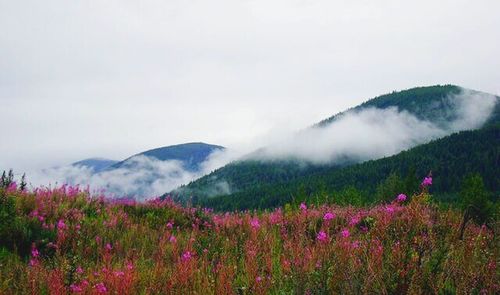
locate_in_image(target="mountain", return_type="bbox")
[71,158,118,173]
[198,124,499,210]
[168,85,499,206]
[111,142,225,172]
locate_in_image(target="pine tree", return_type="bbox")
[20,173,27,191]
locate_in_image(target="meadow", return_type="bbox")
[0,181,497,294]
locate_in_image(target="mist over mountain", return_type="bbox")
[170,85,499,202]
[27,85,498,202]
[111,142,224,172]
[71,158,118,173]
[31,143,226,200]
[200,124,500,210]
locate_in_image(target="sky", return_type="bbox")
[1,0,500,174]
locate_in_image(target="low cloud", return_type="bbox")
[28,152,239,201]
[251,89,498,164]
[27,89,497,200]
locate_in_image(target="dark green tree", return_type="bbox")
[375,172,405,203]
[20,174,27,191]
[458,174,493,239]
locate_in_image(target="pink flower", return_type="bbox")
[323,212,335,221]
[299,203,307,211]
[349,216,360,226]
[256,276,262,282]
[169,235,177,243]
[76,266,84,274]
[114,271,125,277]
[70,284,83,293]
[95,283,107,293]
[250,218,260,229]
[31,248,39,258]
[29,258,38,267]
[57,219,67,230]
[421,176,432,187]
[316,231,328,242]
[182,251,193,261]
[385,205,395,214]
[166,222,173,229]
[105,243,112,251]
[6,182,17,192]
[341,229,350,238]
[126,262,134,270]
[396,194,407,202]
[351,240,360,249]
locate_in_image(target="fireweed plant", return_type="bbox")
[0,177,497,294]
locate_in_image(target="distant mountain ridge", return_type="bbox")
[168,85,499,205]
[111,142,224,172]
[71,158,118,173]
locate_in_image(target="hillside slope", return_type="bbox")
[71,158,118,173]
[170,85,499,202]
[112,142,224,172]
[198,124,499,210]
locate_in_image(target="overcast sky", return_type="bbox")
[1,0,499,173]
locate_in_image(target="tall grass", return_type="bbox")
[0,184,497,294]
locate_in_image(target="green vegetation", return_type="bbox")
[0,184,498,293]
[170,85,499,211]
[193,124,499,211]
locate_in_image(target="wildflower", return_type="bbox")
[299,203,307,211]
[256,276,262,283]
[396,193,407,202]
[95,283,107,293]
[385,205,395,214]
[31,248,39,258]
[182,251,193,261]
[250,218,260,229]
[114,271,125,277]
[169,235,177,243]
[349,216,360,226]
[57,219,67,230]
[6,182,17,192]
[105,243,112,251]
[126,262,134,270]
[29,259,38,267]
[70,284,83,293]
[316,231,328,242]
[341,229,350,238]
[351,240,360,249]
[166,221,173,229]
[421,176,432,187]
[76,266,84,274]
[323,212,335,221]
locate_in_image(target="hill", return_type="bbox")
[198,123,499,210]
[169,85,499,203]
[111,142,224,172]
[71,158,118,173]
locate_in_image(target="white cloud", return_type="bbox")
[24,89,498,199]
[252,89,498,164]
